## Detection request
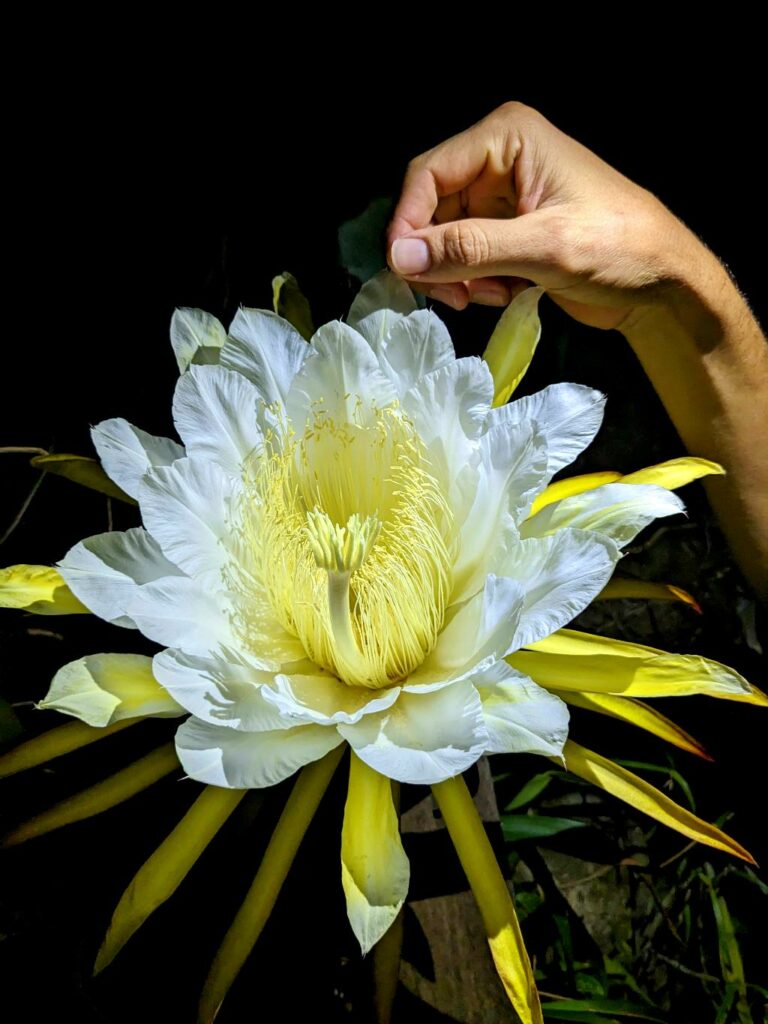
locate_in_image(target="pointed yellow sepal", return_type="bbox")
[0,718,136,780]
[529,472,622,517]
[596,578,701,612]
[2,743,179,846]
[512,629,758,702]
[559,740,755,864]
[556,690,711,759]
[528,456,724,518]
[198,744,345,1024]
[30,453,136,503]
[0,564,89,615]
[95,785,249,974]
[272,271,314,341]
[482,286,544,406]
[621,457,724,488]
[431,774,542,1024]
[341,753,409,956]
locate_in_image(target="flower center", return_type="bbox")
[237,403,454,688]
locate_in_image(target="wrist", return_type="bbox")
[619,213,741,354]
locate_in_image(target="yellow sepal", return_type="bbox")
[559,740,755,863]
[482,286,544,406]
[0,564,89,615]
[198,745,345,1024]
[2,744,179,847]
[431,774,542,1024]
[341,753,409,955]
[556,690,711,759]
[95,785,249,974]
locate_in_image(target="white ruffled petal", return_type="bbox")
[488,383,605,478]
[474,661,569,758]
[338,680,488,784]
[401,357,494,512]
[499,529,620,650]
[126,577,235,656]
[451,423,549,603]
[91,419,184,500]
[152,648,288,729]
[371,309,455,395]
[170,308,227,373]
[172,365,263,478]
[409,575,524,688]
[285,321,398,434]
[139,457,233,580]
[346,269,418,346]
[175,716,343,788]
[522,482,685,547]
[261,673,401,725]
[220,307,308,405]
[58,527,183,627]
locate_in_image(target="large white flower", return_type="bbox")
[6,271,759,1024]
[51,273,684,791]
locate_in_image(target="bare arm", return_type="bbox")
[386,102,768,598]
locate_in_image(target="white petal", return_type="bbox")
[125,577,235,656]
[172,365,263,478]
[401,358,494,509]
[285,321,398,433]
[347,269,418,346]
[261,673,401,725]
[410,575,524,687]
[175,716,343,788]
[91,419,184,500]
[488,383,606,478]
[139,457,233,580]
[170,308,227,373]
[451,423,549,602]
[474,661,569,758]
[338,681,488,785]
[498,529,620,650]
[522,482,685,547]
[371,309,455,395]
[152,648,288,729]
[220,307,308,404]
[58,527,183,627]
[39,653,184,727]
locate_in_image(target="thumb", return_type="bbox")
[388,211,558,284]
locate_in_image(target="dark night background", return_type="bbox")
[2,63,766,1022]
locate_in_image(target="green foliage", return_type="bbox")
[497,760,767,1024]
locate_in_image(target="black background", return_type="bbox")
[2,59,766,1022]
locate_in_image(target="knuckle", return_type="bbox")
[496,99,540,123]
[442,221,491,268]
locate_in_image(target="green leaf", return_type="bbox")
[271,272,314,341]
[30,454,136,504]
[504,771,557,811]
[0,697,22,745]
[542,1011,620,1024]
[612,760,696,812]
[338,197,393,283]
[501,814,586,842]
[541,999,666,1022]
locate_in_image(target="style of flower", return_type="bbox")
[1,273,763,1024]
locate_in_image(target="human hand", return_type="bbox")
[386,101,706,331]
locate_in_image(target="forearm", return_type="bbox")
[620,233,768,598]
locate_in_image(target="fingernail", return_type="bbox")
[391,238,431,275]
[472,290,509,307]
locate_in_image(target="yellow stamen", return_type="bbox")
[231,404,455,689]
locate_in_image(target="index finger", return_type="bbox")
[387,116,500,246]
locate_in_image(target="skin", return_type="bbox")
[386,101,768,599]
